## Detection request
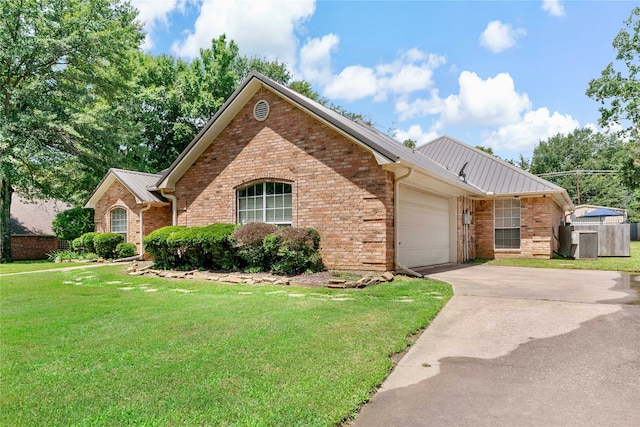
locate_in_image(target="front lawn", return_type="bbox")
[480,241,640,272]
[0,265,451,426]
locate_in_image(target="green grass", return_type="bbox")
[0,260,93,274]
[479,241,640,273]
[0,265,452,426]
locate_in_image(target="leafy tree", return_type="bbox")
[52,207,95,242]
[475,145,495,155]
[289,80,327,103]
[129,36,292,173]
[530,128,639,221]
[0,0,143,261]
[403,138,416,148]
[586,7,640,189]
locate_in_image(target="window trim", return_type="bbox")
[494,198,521,250]
[237,181,292,225]
[110,207,128,241]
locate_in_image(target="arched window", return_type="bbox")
[111,208,127,240]
[238,182,292,225]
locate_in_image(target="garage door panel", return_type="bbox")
[398,186,450,268]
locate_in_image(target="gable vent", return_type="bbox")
[253,100,270,121]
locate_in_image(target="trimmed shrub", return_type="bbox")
[116,243,137,259]
[166,223,239,270]
[93,233,124,259]
[233,223,279,272]
[268,227,323,275]
[143,226,186,269]
[72,232,99,254]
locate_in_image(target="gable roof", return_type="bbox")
[155,71,482,195]
[417,135,574,210]
[11,193,72,235]
[85,168,167,209]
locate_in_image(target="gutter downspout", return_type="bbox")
[161,190,178,226]
[394,164,423,278]
[139,202,152,260]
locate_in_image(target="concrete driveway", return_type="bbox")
[353,264,640,427]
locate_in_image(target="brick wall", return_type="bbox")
[472,196,564,260]
[520,196,563,258]
[170,88,395,271]
[94,180,172,255]
[473,199,495,259]
[11,235,59,260]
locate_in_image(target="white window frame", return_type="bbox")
[237,182,292,225]
[111,208,127,240]
[494,199,521,249]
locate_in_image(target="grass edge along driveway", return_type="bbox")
[480,241,639,273]
[1,265,452,427]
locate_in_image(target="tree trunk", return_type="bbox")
[0,174,13,262]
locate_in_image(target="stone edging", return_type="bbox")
[126,262,395,288]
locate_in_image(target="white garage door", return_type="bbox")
[398,186,450,268]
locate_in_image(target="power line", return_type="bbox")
[536,169,618,177]
[535,170,619,205]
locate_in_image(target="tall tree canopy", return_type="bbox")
[0,0,144,261]
[530,128,639,221]
[128,36,291,173]
[586,6,640,189]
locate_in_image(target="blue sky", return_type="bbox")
[131,0,636,161]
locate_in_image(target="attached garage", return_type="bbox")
[397,185,452,268]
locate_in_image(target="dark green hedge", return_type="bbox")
[143,226,187,269]
[144,222,324,275]
[166,223,239,270]
[116,243,137,258]
[93,233,125,259]
[72,232,99,254]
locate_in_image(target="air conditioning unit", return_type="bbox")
[573,230,598,260]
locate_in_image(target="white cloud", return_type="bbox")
[397,71,531,127]
[480,20,527,53]
[323,66,378,102]
[374,51,446,101]
[171,0,316,66]
[393,124,439,146]
[542,0,565,17]
[298,34,339,84]
[131,0,187,50]
[392,71,580,155]
[481,108,579,152]
[320,49,446,103]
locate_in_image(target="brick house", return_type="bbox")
[10,194,71,260]
[85,72,573,272]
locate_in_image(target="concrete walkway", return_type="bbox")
[0,262,117,276]
[353,265,640,427]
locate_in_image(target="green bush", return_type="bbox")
[233,223,279,272]
[93,233,124,259]
[72,232,99,253]
[116,243,137,259]
[269,227,323,275]
[52,207,95,242]
[143,226,186,269]
[142,223,323,274]
[166,223,239,270]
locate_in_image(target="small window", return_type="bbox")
[111,208,127,240]
[238,182,292,225]
[494,199,520,249]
